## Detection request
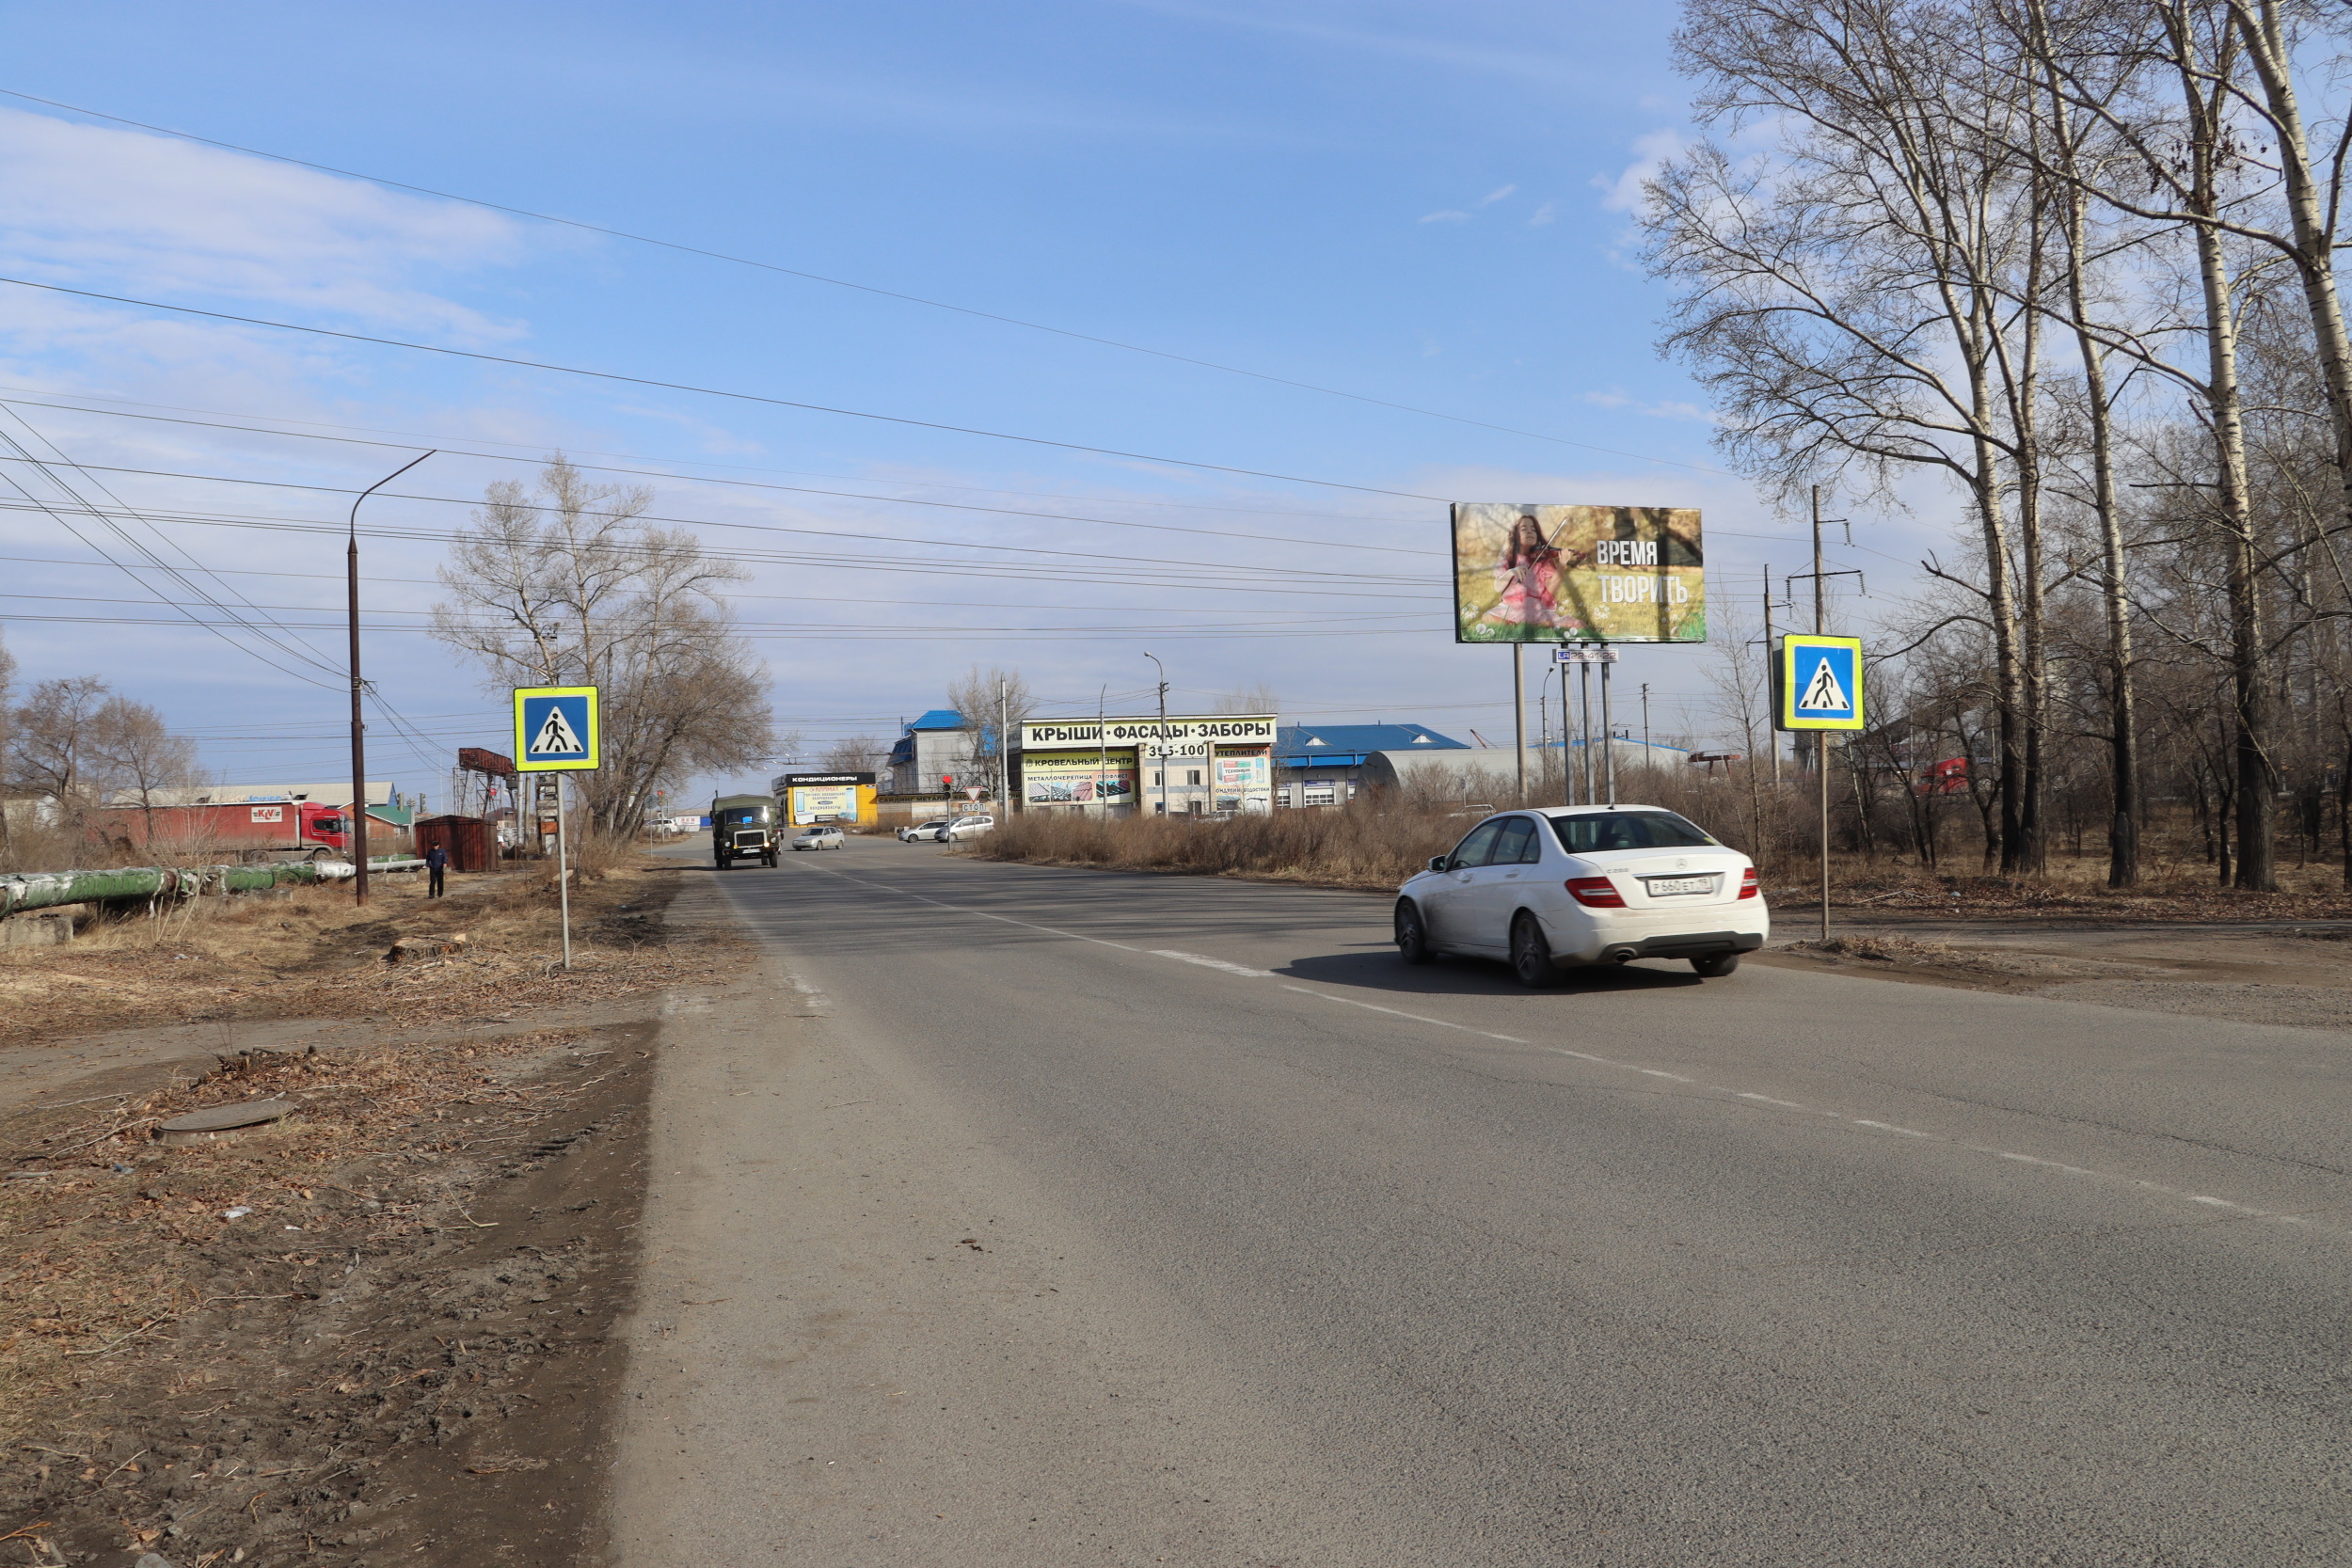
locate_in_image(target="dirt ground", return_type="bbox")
[0,852,749,1567]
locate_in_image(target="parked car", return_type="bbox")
[898,819,950,843]
[944,814,995,841]
[791,825,845,851]
[1393,806,1765,987]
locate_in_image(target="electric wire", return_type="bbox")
[0,86,1736,478]
[0,274,1453,502]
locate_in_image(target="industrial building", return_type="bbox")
[887,710,992,796]
[1271,722,1468,806]
[1014,714,1276,816]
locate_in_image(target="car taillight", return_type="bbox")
[1565,876,1624,908]
[1738,867,1759,899]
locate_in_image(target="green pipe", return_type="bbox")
[0,859,354,915]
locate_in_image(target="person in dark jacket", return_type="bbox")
[425,842,448,898]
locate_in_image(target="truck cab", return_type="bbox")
[711,794,780,868]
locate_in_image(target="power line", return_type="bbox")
[0,274,1451,502]
[0,86,1734,478]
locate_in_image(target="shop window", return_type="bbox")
[1152,770,1163,786]
[1187,769,1202,786]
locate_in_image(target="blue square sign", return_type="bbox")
[514,686,600,771]
[1777,636,1864,731]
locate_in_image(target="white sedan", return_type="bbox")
[1394,806,1766,986]
[943,814,995,841]
[898,819,950,843]
[790,825,845,850]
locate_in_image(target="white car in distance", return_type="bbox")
[791,825,845,851]
[943,814,995,841]
[1395,806,1766,986]
[898,819,951,843]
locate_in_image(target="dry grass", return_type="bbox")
[966,803,1470,891]
[0,854,740,1048]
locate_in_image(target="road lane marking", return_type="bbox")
[1152,950,1276,978]
[773,861,2323,1231]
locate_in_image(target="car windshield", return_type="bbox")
[1548,811,1718,853]
[721,808,766,825]
[920,820,946,829]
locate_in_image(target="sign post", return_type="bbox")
[1774,635,1864,940]
[514,686,601,971]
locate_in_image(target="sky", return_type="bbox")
[0,1,1917,807]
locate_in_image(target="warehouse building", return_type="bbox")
[1272,722,1468,806]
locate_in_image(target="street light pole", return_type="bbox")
[347,451,434,906]
[1144,652,1168,816]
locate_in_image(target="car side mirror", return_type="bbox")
[1428,855,1449,873]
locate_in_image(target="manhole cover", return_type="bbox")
[158,1098,300,1146]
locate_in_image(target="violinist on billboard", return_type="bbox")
[1482,513,1583,631]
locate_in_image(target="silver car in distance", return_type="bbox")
[1394,806,1767,987]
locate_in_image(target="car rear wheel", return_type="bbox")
[1395,900,1434,965]
[1691,952,1739,978]
[1511,913,1561,989]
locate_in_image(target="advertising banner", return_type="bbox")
[1023,752,1136,806]
[788,784,859,823]
[1213,752,1271,814]
[1451,504,1704,644]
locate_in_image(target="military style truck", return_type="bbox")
[710,793,780,868]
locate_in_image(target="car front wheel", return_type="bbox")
[1511,913,1561,989]
[1395,900,1434,965]
[1691,952,1739,978]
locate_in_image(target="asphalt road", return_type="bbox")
[610,838,2350,1566]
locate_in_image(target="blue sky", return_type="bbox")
[0,2,1902,801]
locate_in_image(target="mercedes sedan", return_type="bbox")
[1394,806,1766,986]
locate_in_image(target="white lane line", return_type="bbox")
[790,863,2317,1230]
[1853,1119,1935,1139]
[1152,950,1275,978]
[1279,985,1529,1045]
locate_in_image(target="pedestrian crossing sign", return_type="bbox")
[513,686,600,771]
[1775,636,1865,731]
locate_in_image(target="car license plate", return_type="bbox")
[1645,876,1712,896]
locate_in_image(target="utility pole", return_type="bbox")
[1761,565,1781,787]
[1512,645,1527,803]
[1144,651,1168,816]
[1096,684,1108,817]
[346,451,433,906]
[1561,655,1574,806]
[1641,682,1651,763]
[998,675,1009,819]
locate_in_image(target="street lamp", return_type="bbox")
[1143,652,1168,816]
[347,450,434,905]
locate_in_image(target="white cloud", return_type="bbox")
[0,106,533,341]
[1582,388,1632,408]
[1475,183,1517,207]
[1418,209,1470,224]
[1529,200,1559,227]
[1594,128,1692,215]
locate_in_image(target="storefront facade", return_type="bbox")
[1015,715,1276,816]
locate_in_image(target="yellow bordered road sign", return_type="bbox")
[1775,636,1865,731]
[514,686,601,770]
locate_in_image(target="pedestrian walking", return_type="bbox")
[425,841,448,898]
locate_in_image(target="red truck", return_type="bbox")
[85,800,356,863]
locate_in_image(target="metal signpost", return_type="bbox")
[1773,635,1865,940]
[1553,645,1620,805]
[513,686,601,971]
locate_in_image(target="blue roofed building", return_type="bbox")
[887,709,997,796]
[1273,722,1469,806]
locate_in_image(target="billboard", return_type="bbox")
[1452,504,1704,644]
[1024,753,1136,805]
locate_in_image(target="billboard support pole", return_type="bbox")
[1512,646,1527,803]
[1601,656,1616,805]
[1561,656,1575,806]
[1580,663,1594,804]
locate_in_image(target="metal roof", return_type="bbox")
[1275,722,1467,768]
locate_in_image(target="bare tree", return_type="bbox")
[87,696,202,834]
[8,676,112,825]
[1213,683,1281,716]
[818,735,893,774]
[431,455,777,836]
[944,666,1033,801]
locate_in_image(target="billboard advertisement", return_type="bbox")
[1452,503,1704,644]
[1213,753,1271,815]
[1024,753,1136,806]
